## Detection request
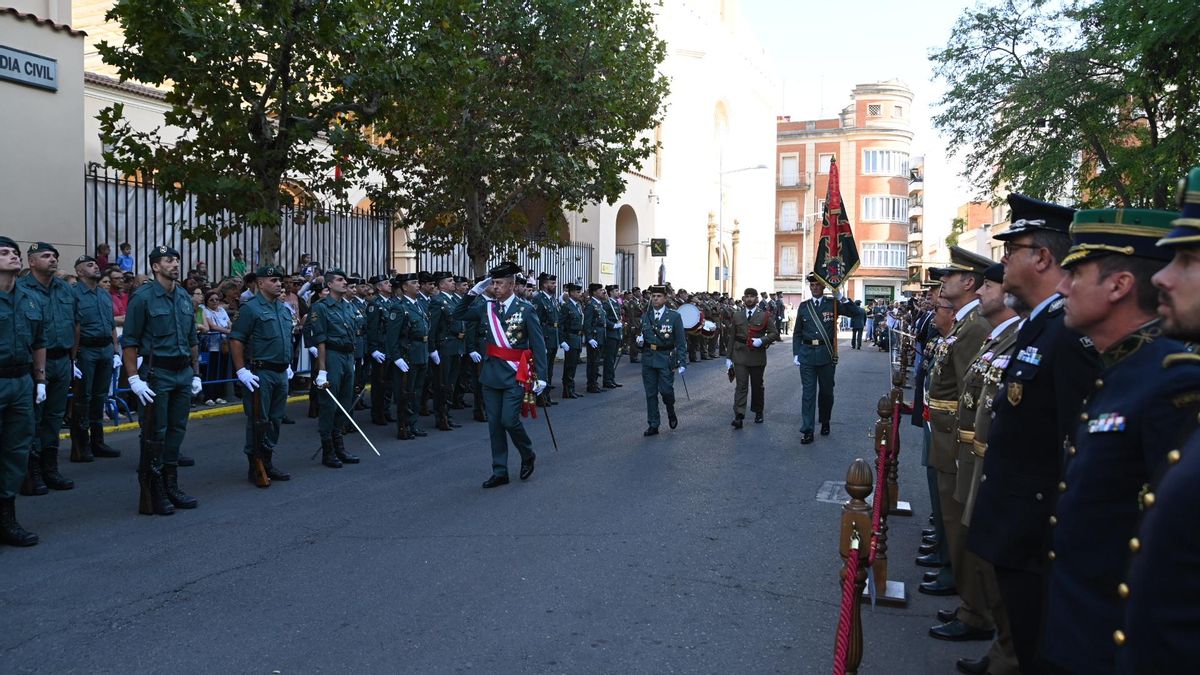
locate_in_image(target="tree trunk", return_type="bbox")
[258,187,283,266]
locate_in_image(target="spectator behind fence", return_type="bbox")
[108,268,128,326]
[191,288,205,332]
[231,248,247,278]
[201,290,231,404]
[95,243,110,271]
[116,243,134,273]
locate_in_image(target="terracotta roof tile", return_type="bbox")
[0,6,87,37]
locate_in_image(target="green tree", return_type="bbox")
[930,0,1200,208]
[367,0,670,275]
[96,0,412,264]
[946,216,966,249]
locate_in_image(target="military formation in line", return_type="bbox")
[902,174,1200,674]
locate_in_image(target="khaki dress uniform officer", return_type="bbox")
[728,287,780,429]
[306,268,361,469]
[122,245,203,516]
[1042,208,1200,674]
[0,235,46,546]
[70,254,122,463]
[230,265,295,488]
[18,243,76,495]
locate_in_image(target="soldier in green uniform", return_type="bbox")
[18,243,75,495]
[532,273,562,406]
[452,262,548,488]
[122,245,203,515]
[387,273,431,440]
[230,264,295,488]
[791,273,855,444]
[558,283,585,398]
[465,275,489,422]
[601,285,623,388]
[305,268,361,468]
[452,275,473,410]
[348,276,369,412]
[71,254,122,463]
[636,285,687,435]
[584,283,605,393]
[366,274,395,426]
[428,271,464,430]
[0,236,46,546]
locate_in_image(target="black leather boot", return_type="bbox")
[397,418,413,440]
[20,448,47,496]
[332,431,360,464]
[138,469,175,516]
[40,446,74,491]
[70,423,94,462]
[320,436,342,468]
[0,497,38,546]
[664,396,678,429]
[265,452,291,481]
[161,465,198,509]
[89,424,120,458]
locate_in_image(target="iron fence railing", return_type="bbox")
[418,241,594,285]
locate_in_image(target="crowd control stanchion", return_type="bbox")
[866,396,907,607]
[886,372,913,517]
[833,459,872,675]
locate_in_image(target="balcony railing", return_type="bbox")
[776,181,811,191]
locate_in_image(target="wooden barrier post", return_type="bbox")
[836,459,873,675]
[867,396,908,607]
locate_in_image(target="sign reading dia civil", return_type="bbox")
[0,45,58,92]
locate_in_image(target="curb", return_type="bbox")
[59,394,310,439]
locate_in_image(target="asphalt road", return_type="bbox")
[2,335,977,674]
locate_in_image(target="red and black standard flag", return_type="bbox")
[812,156,860,289]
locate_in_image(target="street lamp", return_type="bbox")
[718,158,768,294]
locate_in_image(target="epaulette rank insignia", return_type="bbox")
[1163,352,1200,368]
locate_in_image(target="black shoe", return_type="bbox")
[922,534,938,545]
[918,580,958,596]
[412,426,428,437]
[754,413,764,424]
[519,454,536,480]
[955,656,991,674]
[40,448,74,491]
[820,422,831,436]
[482,475,510,489]
[177,455,195,467]
[918,542,938,556]
[603,383,618,389]
[922,527,937,537]
[320,437,342,469]
[800,432,815,445]
[587,386,603,394]
[0,497,39,546]
[265,455,291,481]
[937,609,957,624]
[924,571,941,583]
[916,552,947,567]
[162,466,198,509]
[667,411,678,430]
[89,424,120,458]
[928,620,993,642]
[281,415,296,425]
[644,427,659,436]
[731,415,743,429]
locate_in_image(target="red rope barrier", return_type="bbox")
[869,447,887,566]
[833,529,862,675]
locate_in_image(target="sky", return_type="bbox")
[738,0,982,255]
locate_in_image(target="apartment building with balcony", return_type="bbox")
[774,80,915,307]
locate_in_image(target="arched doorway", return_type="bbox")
[615,204,639,289]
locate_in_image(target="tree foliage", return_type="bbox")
[946,217,966,249]
[366,0,669,275]
[96,0,412,263]
[931,0,1200,208]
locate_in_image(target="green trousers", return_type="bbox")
[242,369,287,456]
[396,363,427,430]
[77,345,114,426]
[0,375,34,498]
[140,364,194,468]
[34,355,71,451]
[798,361,836,433]
[641,363,675,428]
[317,351,355,438]
[483,383,533,478]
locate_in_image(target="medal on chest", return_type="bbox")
[1006,382,1023,406]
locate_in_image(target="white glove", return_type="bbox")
[613,322,623,330]
[677,366,686,375]
[315,370,328,388]
[36,382,47,404]
[635,335,644,346]
[725,359,733,370]
[129,375,156,404]
[470,277,492,295]
[793,355,801,367]
[72,362,83,379]
[588,339,599,349]
[469,351,482,363]
[752,337,763,348]
[191,376,203,395]
[286,366,294,380]
[430,350,441,365]
[308,346,318,358]
[371,350,386,363]
[394,358,409,373]
[113,354,123,369]
[533,379,547,395]
[236,367,260,392]
[559,342,569,352]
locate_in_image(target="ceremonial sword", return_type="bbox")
[325,387,382,456]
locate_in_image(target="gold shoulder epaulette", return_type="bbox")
[1163,352,1200,368]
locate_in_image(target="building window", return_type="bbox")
[867,104,882,117]
[861,243,908,269]
[893,105,903,118]
[862,150,910,176]
[780,155,799,186]
[861,195,909,222]
[818,153,834,174]
[779,200,798,231]
[779,245,798,276]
